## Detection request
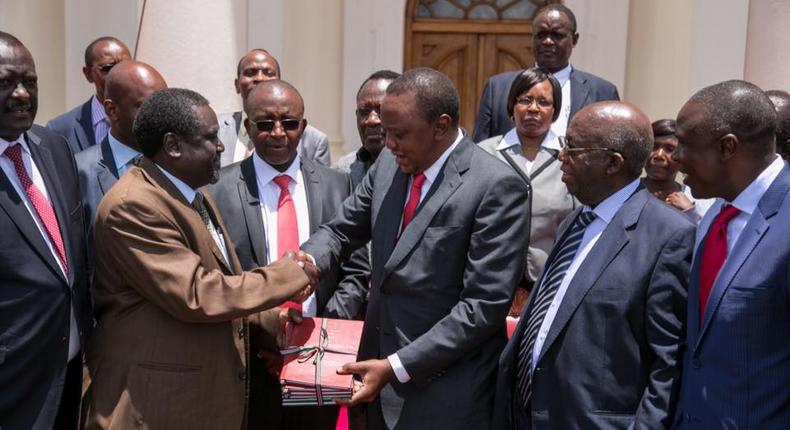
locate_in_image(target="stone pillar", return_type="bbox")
[136,0,248,114]
[744,0,790,91]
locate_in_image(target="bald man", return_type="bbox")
[75,60,167,231]
[494,101,693,430]
[218,49,330,167]
[47,37,132,153]
[766,89,790,162]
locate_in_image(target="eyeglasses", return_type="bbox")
[558,136,621,156]
[95,62,120,74]
[515,96,553,109]
[252,119,301,133]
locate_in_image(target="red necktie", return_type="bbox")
[698,204,740,321]
[274,175,301,311]
[4,144,69,273]
[401,173,426,232]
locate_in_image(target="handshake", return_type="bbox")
[282,250,320,304]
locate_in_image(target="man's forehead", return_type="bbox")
[535,10,570,27]
[242,52,276,68]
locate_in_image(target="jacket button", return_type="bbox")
[238,327,245,338]
[238,369,247,381]
[535,367,542,372]
[61,336,67,344]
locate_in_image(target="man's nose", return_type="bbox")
[11,82,31,101]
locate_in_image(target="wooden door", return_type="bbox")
[405,0,559,133]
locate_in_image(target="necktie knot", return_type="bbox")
[714,204,740,226]
[4,142,23,164]
[191,192,212,228]
[273,175,292,191]
[412,172,426,189]
[577,211,597,228]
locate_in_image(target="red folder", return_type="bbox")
[280,318,362,406]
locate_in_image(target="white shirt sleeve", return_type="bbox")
[387,353,412,383]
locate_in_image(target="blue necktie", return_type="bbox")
[516,210,597,409]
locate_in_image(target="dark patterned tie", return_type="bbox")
[516,210,597,408]
[190,192,212,230]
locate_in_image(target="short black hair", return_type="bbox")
[535,4,578,33]
[134,88,210,158]
[356,70,401,100]
[651,119,676,138]
[689,80,776,146]
[606,114,653,178]
[506,67,562,121]
[84,36,127,67]
[386,67,459,126]
[766,89,790,145]
[236,48,281,77]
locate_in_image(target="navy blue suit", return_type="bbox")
[673,164,790,429]
[472,68,619,142]
[46,98,97,155]
[0,126,91,430]
[494,188,693,430]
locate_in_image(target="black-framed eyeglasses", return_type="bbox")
[95,62,120,74]
[515,96,553,109]
[253,119,301,133]
[558,136,621,156]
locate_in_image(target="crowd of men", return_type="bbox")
[1,3,789,430]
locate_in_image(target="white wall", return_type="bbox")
[744,0,790,91]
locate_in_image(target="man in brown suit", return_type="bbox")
[83,88,317,429]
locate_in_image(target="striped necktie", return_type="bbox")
[516,210,597,408]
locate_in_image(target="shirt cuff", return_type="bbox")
[387,353,411,383]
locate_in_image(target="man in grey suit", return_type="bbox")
[210,79,368,430]
[494,101,693,429]
[219,49,330,167]
[47,37,131,155]
[75,60,167,230]
[473,4,619,142]
[301,68,530,429]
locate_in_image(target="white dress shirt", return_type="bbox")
[497,128,561,174]
[252,153,316,315]
[531,178,640,369]
[694,155,785,254]
[107,132,141,176]
[548,64,572,138]
[1,135,80,361]
[389,129,464,383]
[156,165,230,264]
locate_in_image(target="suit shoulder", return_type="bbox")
[477,135,504,154]
[573,69,618,91]
[303,124,328,142]
[29,124,72,156]
[45,102,84,131]
[313,162,349,182]
[470,144,523,183]
[488,70,520,85]
[74,142,101,166]
[641,193,695,233]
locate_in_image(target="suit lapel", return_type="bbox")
[570,70,591,119]
[371,166,408,289]
[381,139,470,282]
[694,166,790,352]
[238,157,269,265]
[77,99,96,150]
[300,158,322,233]
[202,191,236,273]
[536,189,644,365]
[26,131,73,285]
[97,137,119,194]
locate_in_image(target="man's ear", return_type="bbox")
[163,132,182,158]
[433,114,452,141]
[102,99,117,122]
[82,66,94,84]
[780,139,790,162]
[572,32,579,47]
[605,152,625,176]
[719,133,738,161]
[243,117,251,136]
[234,78,241,95]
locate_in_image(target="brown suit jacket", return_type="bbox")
[83,158,309,429]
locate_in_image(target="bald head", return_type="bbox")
[103,61,167,149]
[766,89,790,161]
[571,101,653,178]
[244,79,304,117]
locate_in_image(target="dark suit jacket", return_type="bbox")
[302,138,531,430]
[494,188,693,430]
[472,68,620,142]
[0,125,91,430]
[673,164,790,429]
[209,155,370,318]
[46,98,97,155]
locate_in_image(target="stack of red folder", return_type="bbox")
[280,318,362,406]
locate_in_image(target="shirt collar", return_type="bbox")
[107,132,141,171]
[724,154,785,216]
[91,95,108,126]
[497,128,560,151]
[156,164,198,204]
[547,64,572,85]
[0,134,28,156]
[583,178,641,224]
[422,129,463,183]
[253,150,302,186]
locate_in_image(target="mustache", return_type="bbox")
[6,101,33,111]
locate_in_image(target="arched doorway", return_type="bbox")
[404,0,560,132]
